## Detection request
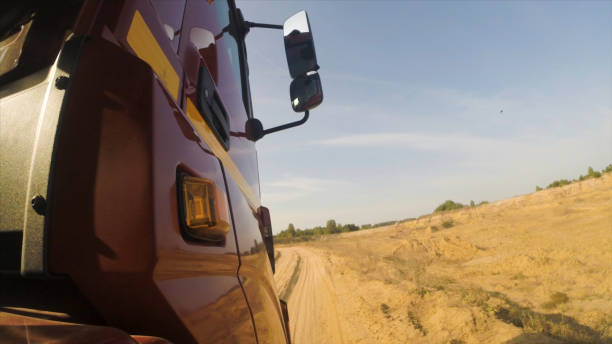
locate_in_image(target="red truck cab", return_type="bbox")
[0,1,323,343]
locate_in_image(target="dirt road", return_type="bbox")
[275,247,346,344]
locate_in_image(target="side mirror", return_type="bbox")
[284,11,319,79]
[242,10,324,141]
[290,72,323,112]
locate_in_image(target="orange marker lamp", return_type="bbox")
[178,174,229,243]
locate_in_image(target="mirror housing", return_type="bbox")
[290,72,323,112]
[283,11,319,79]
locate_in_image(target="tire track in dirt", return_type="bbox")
[275,247,345,344]
[280,255,301,300]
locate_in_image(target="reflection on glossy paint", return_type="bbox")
[153,238,253,343]
[153,274,256,343]
[0,313,137,343]
[225,174,286,343]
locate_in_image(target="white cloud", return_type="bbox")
[312,132,527,152]
[324,71,401,88]
[262,176,351,203]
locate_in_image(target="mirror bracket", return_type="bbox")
[235,19,282,40]
[232,9,282,40]
[245,21,283,30]
[245,111,309,142]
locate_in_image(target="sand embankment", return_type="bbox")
[275,174,612,343]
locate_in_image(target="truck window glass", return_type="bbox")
[182,0,249,120]
[213,0,243,112]
[150,0,186,52]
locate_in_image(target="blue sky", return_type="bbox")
[236,0,612,233]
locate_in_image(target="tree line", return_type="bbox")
[535,164,611,191]
[274,219,397,243]
[433,164,612,213]
[274,163,612,243]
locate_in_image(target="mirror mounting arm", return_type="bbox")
[245,111,309,142]
[245,21,283,30]
[232,9,282,40]
[264,110,309,136]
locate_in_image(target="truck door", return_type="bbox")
[136,0,258,342]
[178,1,288,343]
[39,0,256,342]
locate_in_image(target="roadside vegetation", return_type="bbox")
[461,288,604,343]
[434,199,489,213]
[535,164,612,192]
[275,163,612,244]
[275,219,397,244]
[274,164,612,343]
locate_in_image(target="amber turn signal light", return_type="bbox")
[178,174,229,243]
[182,176,214,228]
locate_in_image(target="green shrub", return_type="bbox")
[442,220,454,228]
[541,292,569,309]
[547,179,571,189]
[434,200,465,213]
[414,287,429,298]
[372,220,397,228]
[587,166,602,178]
[380,303,391,319]
[537,163,611,192]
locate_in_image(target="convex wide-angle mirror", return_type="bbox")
[290,72,322,112]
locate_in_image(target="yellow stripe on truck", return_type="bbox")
[127,10,180,101]
[186,99,261,210]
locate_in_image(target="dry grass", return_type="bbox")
[407,310,428,336]
[380,303,391,319]
[442,220,455,229]
[462,287,604,343]
[299,174,612,343]
[541,292,570,310]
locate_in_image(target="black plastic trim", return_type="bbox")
[196,66,230,150]
[228,1,254,118]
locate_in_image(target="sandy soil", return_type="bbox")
[274,174,612,344]
[275,247,346,344]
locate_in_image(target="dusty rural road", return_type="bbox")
[274,247,346,344]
